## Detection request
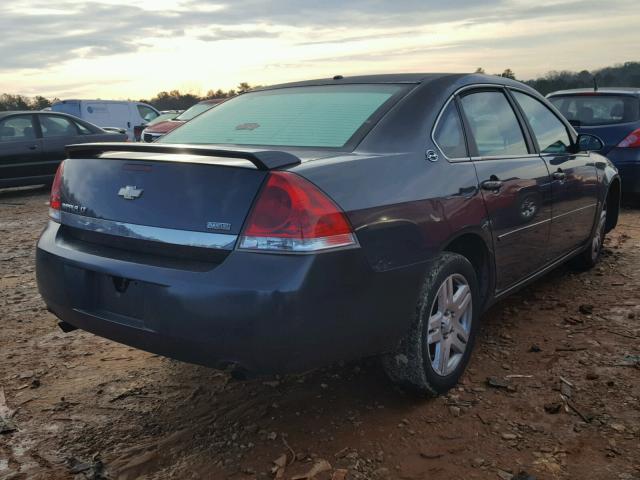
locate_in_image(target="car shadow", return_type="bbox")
[0,184,49,200]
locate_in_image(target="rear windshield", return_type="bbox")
[160,84,406,148]
[175,103,215,121]
[549,94,640,126]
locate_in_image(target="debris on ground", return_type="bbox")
[0,188,639,479]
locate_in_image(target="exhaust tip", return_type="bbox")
[58,321,78,333]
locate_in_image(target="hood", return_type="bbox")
[145,120,185,134]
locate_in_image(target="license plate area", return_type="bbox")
[66,266,150,330]
[94,275,146,322]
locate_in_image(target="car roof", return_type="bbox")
[53,99,152,104]
[250,73,536,95]
[0,110,81,119]
[548,87,640,97]
[254,73,466,91]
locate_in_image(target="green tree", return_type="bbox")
[500,68,516,80]
[237,82,252,93]
[30,95,51,110]
[0,93,31,111]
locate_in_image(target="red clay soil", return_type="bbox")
[1,186,638,480]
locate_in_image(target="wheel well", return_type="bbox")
[605,179,621,233]
[444,233,491,304]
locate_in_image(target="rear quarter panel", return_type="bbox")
[296,153,488,273]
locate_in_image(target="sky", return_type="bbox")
[0,0,637,100]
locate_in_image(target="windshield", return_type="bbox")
[147,112,178,126]
[549,94,640,126]
[160,84,406,148]
[175,103,216,121]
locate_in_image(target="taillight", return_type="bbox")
[239,172,356,252]
[618,128,640,148]
[49,161,64,222]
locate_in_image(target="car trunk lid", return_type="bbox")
[56,143,303,259]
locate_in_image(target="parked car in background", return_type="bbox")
[37,74,620,395]
[0,111,126,188]
[132,111,183,142]
[548,88,640,196]
[150,111,183,126]
[140,99,223,142]
[51,100,160,141]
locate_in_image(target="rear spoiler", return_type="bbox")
[65,142,302,170]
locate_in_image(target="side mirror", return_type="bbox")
[576,133,604,152]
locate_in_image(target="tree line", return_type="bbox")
[0,82,255,112]
[1,63,638,112]
[139,82,255,110]
[475,62,640,95]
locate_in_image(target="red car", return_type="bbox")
[140,99,224,142]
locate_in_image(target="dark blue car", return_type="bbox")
[36,74,621,395]
[548,88,640,196]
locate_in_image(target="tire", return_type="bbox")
[571,202,607,270]
[382,252,481,396]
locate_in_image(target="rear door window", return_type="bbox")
[433,101,468,158]
[459,91,528,157]
[160,84,407,148]
[0,115,36,142]
[73,121,93,135]
[40,115,79,137]
[549,94,640,126]
[512,91,571,154]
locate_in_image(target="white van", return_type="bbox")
[51,100,160,141]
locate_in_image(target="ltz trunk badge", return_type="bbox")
[118,185,143,200]
[207,222,232,231]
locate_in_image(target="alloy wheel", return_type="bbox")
[426,274,473,376]
[592,207,607,261]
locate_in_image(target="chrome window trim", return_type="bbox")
[432,82,581,163]
[507,86,580,156]
[471,154,542,161]
[59,211,238,250]
[430,83,510,163]
[430,96,470,163]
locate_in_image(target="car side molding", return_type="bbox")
[65,142,302,170]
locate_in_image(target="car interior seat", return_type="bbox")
[0,126,16,139]
[610,103,624,120]
[578,106,594,124]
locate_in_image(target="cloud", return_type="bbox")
[0,0,637,98]
[196,29,280,42]
[2,0,633,71]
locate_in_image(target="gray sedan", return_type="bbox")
[0,111,126,188]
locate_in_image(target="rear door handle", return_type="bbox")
[481,179,503,191]
[552,170,566,181]
[28,145,37,150]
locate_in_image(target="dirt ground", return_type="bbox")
[0,186,639,480]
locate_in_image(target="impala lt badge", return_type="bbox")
[118,185,143,200]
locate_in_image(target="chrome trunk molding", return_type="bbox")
[59,211,238,250]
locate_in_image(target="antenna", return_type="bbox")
[593,76,598,92]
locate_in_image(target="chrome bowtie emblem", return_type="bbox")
[118,185,143,200]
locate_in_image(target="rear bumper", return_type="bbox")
[607,148,640,194]
[36,221,423,374]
